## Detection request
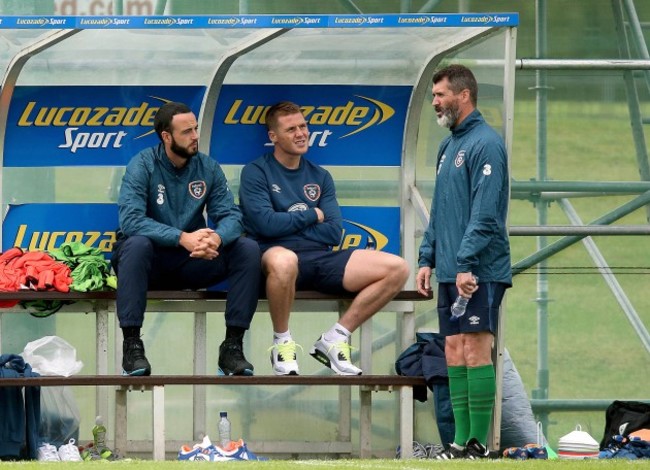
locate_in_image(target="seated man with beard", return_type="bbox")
[111,101,261,377]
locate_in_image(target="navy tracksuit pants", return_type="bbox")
[111,235,261,329]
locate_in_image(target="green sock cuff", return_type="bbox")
[448,365,468,379]
[467,364,495,379]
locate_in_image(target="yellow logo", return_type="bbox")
[223,95,395,138]
[16,95,173,140]
[334,220,389,251]
[12,224,116,254]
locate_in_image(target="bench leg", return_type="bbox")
[96,304,109,425]
[152,385,166,461]
[193,311,207,441]
[359,388,372,458]
[115,387,127,457]
[399,385,414,459]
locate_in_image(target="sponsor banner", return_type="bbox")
[211,84,411,166]
[332,13,518,27]
[4,85,205,167]
[2,203,400,257]
[337,206,400,254]
[0,13,518,29]
[3,203,118,257]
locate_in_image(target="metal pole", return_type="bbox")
[155,0,167,15]
[613,0,650,222]
[510,225,650,235]
[517,59,650,69]
[532,0,550,434]
[559,199,650,355]
[622,0,650,93]
[513,189,650,274]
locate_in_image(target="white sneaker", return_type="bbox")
[38,443,61,461]
[268,340,302,375]
[58,438,83,461]
[309,335,362,375]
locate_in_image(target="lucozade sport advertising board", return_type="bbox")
[211,84,412,167]
[3,85,206,167]
[2,83,406,256]
[2,204,401,256]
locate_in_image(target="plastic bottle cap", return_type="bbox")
[220,411,227,417]
[95,416,104,425]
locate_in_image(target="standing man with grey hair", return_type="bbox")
[416,65,512,459]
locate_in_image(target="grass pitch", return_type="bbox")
[2,458,649,469]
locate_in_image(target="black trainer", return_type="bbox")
[218,337,254,376]
[466,438,496,459]
[122,337,151,376]
[433,443,467,459]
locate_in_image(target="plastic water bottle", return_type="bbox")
[218,411,231,448]
[92,416,107,450]
[450,296,470,319]
[450,276,478,320]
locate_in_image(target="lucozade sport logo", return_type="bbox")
[212,84,412,166]
[16,96,169,153]
[4,85,206,167]
[222,95,395,139]
[2,204,401,256]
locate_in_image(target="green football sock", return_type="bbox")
[447,365,469,446]
[467,364,496,445]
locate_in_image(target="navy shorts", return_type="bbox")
[437,282,508,336]
[296,248,355,294]
[261,247,355,295]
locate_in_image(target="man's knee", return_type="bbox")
[115,236,154,266]
[462,332,494,366]
[262,247,298,278]
[391,256,410,285]
[231,237,261,266]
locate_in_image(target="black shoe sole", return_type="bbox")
[122,368,151,376]
[217,368,254,376]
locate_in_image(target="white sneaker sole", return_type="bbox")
[309,347,362,376]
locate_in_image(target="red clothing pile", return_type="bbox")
[0,247,72,308]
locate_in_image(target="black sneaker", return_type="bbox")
[433,443,467,459]
[218,337,254,376]
[122,337,151,376]
[466,438,496,459]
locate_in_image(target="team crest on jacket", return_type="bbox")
[189,181,207,199]
[455,150,466,168]
[303,184,321,202]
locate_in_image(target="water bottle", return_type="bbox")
[450,296,470,319]
[450,276,478,320]
[218,411,231,448]
[92,416,107,450]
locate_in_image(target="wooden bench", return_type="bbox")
[0,289,430,460]
[0,374,427,461]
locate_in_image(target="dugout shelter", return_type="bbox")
[0,13,517,458]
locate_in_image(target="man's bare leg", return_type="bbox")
[263,247,300,375]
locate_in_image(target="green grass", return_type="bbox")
[2,459,649,469]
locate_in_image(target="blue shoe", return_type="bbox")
[503,447,528,460]
[178,436,237,462]
[218,439,268,461]
[525,444,549,459]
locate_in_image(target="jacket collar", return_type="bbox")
[450,109,483,137]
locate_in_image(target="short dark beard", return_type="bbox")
[170,136,198,160]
